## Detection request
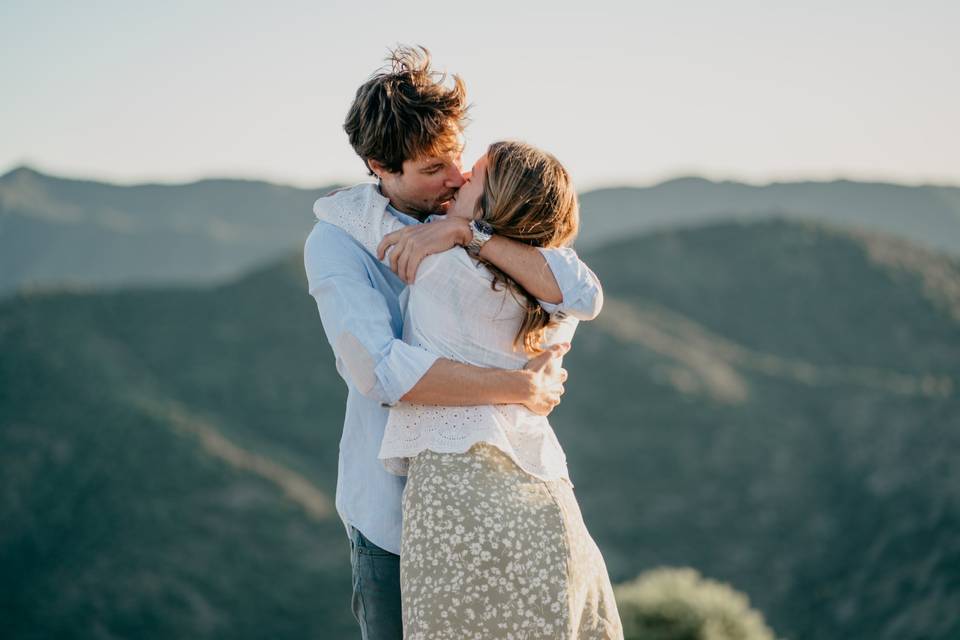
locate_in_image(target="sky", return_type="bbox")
[2,0,958,191]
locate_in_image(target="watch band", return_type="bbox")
[466,219,494,256]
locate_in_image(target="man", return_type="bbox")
[303,46,603,639]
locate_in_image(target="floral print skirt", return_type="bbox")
[400,442,623,639]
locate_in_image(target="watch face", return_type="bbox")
[474,219,494,235]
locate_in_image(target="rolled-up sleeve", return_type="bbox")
[536,246,604,320]
[304,223,439,406]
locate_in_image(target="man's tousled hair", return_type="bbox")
[344,45,468,175]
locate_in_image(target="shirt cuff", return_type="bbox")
[375,340,440,407]
[537,298,562,315]
[535,246,577,314]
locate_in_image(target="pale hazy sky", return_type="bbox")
[2,0,958,190]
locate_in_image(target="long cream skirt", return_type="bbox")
[400,442,623,639]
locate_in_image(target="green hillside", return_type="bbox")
[0,256,356,638]
[2,218,958,639]
[0,166,336,295]
[577,177,960,255]
[561,218,960,640]
[4,165,960,297]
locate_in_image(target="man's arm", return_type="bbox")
[305,223,566,413]
[377,217,604,320]
[402,344,569,415]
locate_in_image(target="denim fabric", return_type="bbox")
[349,526,402,640]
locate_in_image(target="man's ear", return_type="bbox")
[367,159,388,179]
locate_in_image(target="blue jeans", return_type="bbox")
[349,525,402,640]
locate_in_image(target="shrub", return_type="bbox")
[614,567,777,640]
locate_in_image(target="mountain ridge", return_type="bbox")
[7,164,960,194]
[4,164,960,300]
[3,216,958,638]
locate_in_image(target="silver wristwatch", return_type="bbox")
[465,219,494,256]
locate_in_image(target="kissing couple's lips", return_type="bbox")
[436,190,458,213]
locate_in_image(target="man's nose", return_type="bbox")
[444,167,466,189]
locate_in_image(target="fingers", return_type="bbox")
[542,346,568,378]
[544,391,562,415]
[545,342,571,358]
[397,245,411,283]
[378,231,401,261]
[392,245,425,284]
[523,343,572,372]
[381,229,428,283]
[390,238,406,275]
[523,349,550,371]
[405,251,425,284]
[528,386,563,416]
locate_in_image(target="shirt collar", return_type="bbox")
[385,202,421,227]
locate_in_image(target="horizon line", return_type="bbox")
[4,161,960,193]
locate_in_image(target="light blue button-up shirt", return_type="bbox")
[303,200,603,554]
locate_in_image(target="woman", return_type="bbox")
[314,140,623,639]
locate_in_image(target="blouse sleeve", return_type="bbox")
[312,191,407,265]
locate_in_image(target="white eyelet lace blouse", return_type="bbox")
[313,184,578,484]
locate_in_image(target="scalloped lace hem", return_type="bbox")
[379,440,572,486]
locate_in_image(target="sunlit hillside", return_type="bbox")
[2,218,958,639]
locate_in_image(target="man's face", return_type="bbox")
[376,149,465,218]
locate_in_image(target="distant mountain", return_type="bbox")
[2,217,958,638]
[0,166,337,295]
[577,176,960,254]
[0,253,356,638]
[564,218,960,640]
[3,165,960,297]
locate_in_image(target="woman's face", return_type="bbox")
[446,154,488,221]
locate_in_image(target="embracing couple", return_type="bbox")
[304,45,623,639]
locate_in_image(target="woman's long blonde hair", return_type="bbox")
[473,140,580,353]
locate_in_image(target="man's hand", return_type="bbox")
[377,217,472,284]
[520,343,571,416]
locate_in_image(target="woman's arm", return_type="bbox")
[377,218,604,320]
[476,235,563,303]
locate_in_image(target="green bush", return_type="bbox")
[615,567,777,640]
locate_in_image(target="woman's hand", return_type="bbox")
[377,217,472,284]
[520,343,571,416]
